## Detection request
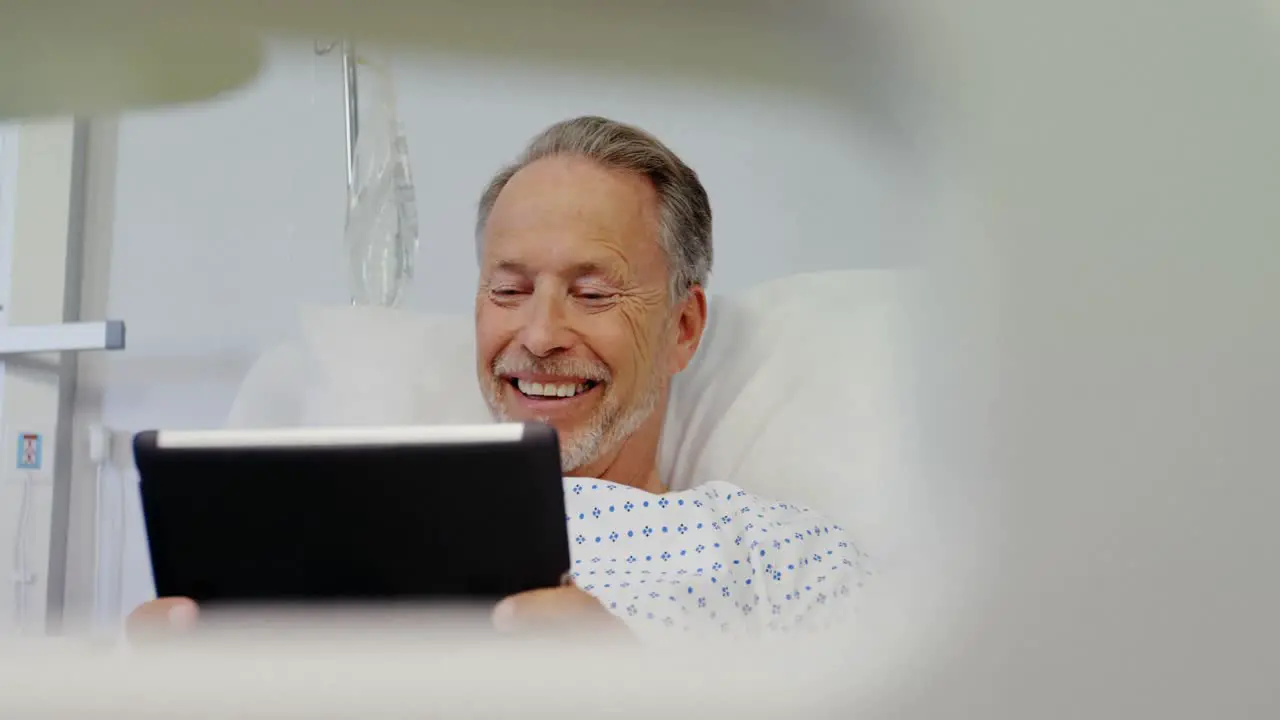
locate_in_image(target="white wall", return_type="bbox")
[66,38,928,630]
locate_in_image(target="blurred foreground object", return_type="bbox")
[0,0,864,120]
[0,5,264,119]
[0,618,851,717]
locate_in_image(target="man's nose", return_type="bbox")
[519,291,575,358]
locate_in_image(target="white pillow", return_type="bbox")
[227,305,488,429]
[661,270,911,534]
[295,304,490,427]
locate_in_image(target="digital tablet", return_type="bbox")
[133,422,569,609]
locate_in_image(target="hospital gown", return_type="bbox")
[562,478,864,643]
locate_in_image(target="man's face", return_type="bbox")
[475,155,685,473]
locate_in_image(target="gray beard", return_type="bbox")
[481,371,665,474]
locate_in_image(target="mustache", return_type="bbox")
[492,352,611,382]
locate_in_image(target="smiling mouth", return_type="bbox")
[508,378,600,399]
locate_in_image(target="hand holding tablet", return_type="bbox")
[133,423,571,614]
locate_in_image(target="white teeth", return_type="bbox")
[516,379,589,398]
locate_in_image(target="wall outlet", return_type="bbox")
[16,433,41,470]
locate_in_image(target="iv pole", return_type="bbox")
[314,38,416,309]
[315,39,360,197]
[315,39,360,306]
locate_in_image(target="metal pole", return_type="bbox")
[315,39,360,198]
[341,41,359,196]
[315,39,362,306]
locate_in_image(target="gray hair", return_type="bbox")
[475,116,713,301]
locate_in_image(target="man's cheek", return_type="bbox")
[596,305,651,369]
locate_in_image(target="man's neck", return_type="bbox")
[596,459,665,495]
[572,449,665,494]
[571,416,667,494]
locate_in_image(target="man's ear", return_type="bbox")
[668,286,708,374]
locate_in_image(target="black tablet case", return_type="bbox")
[134,423,569,608]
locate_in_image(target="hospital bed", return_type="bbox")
[226,266,942,654]
[0,269,937,717]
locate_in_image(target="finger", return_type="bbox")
[491,587,617,634]
[125,597,199,641]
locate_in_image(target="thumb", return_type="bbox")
[492,586,620,634]
[125,597,199,640]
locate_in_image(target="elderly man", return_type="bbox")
[131,116,862,642]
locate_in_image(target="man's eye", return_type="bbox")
[575,290,615,302]
[488,288,527,301]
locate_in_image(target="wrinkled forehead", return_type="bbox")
[479,156,668,280]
